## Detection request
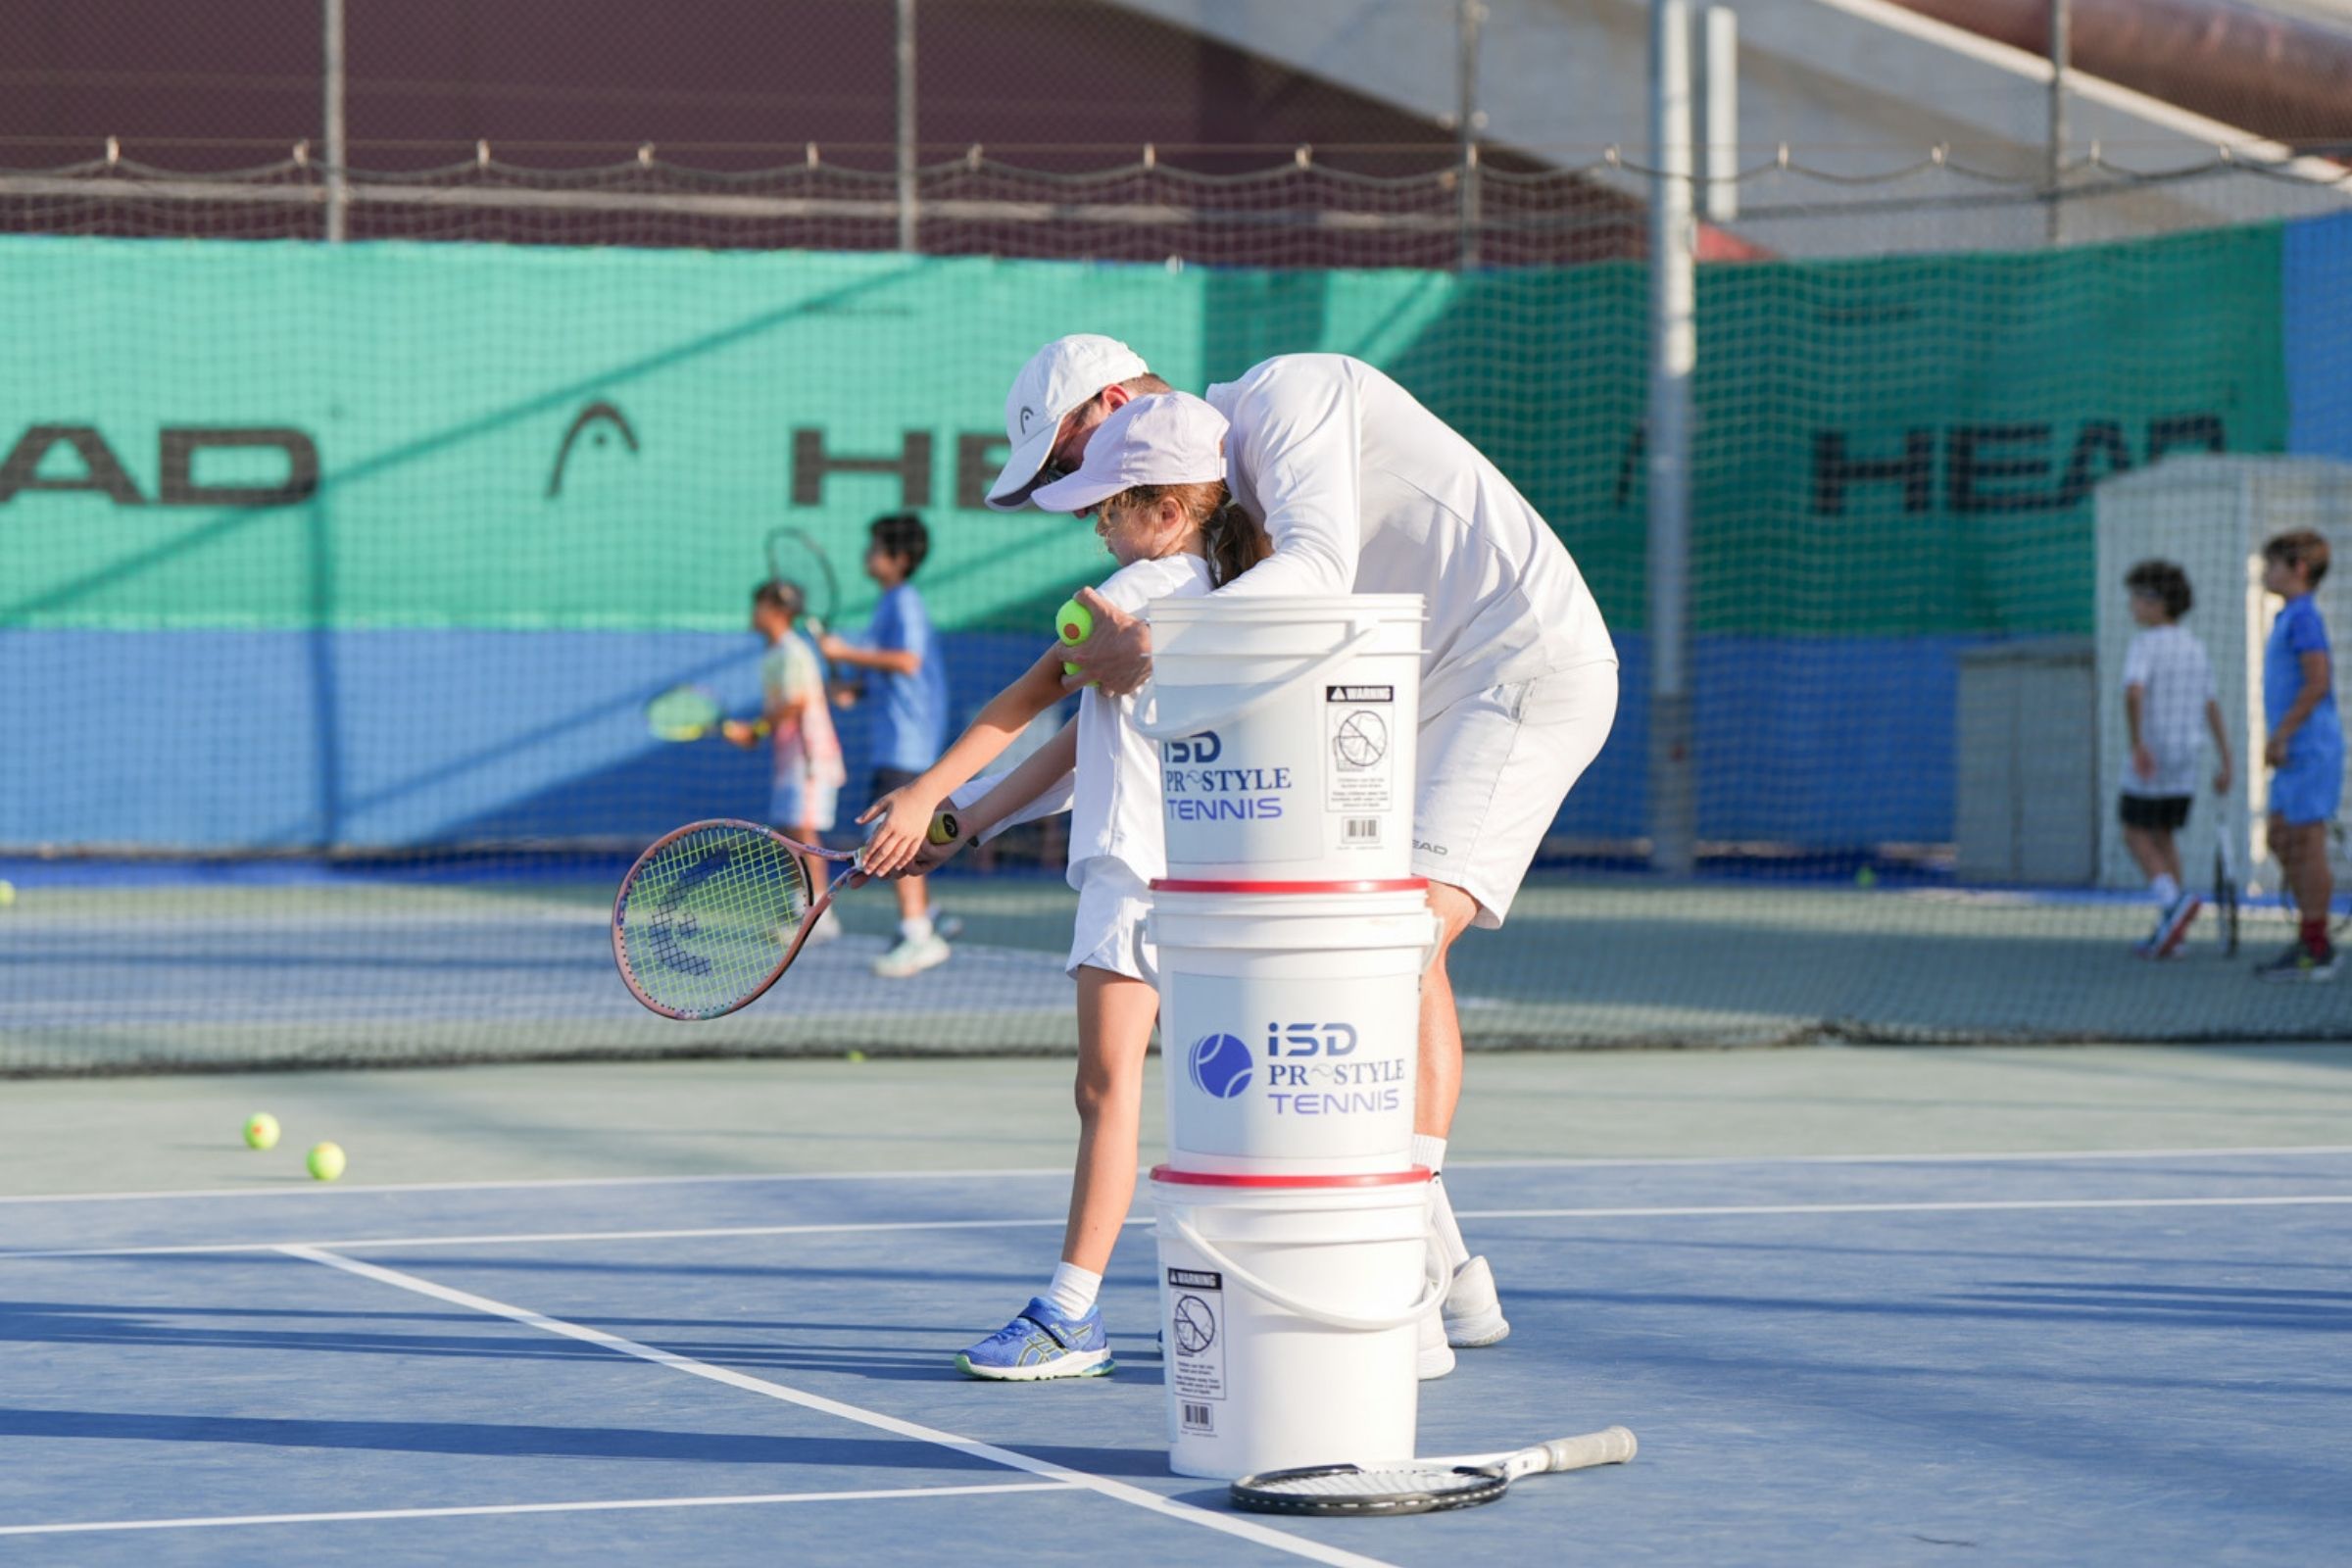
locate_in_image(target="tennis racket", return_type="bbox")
[647,685,767,744]
[2213,823,2240,957]
[1228,1426,1638,1518]
[764,526,840,638]
[612,819,863,1020]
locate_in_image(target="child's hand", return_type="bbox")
[855,787,939,878]
[2131,743,2156,782]
[720,719,760,750]
[817,633,850,662]
[2213,759,2232,796]
[2266,732,2289,768]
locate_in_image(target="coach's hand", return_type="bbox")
[1061,587,1152,697]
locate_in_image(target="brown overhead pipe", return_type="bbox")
[1887,0,2352,150]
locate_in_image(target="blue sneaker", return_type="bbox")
[955,1297,1113,1381]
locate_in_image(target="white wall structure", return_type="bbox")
[2093,457,2352,895]
[1107,0,2352,255]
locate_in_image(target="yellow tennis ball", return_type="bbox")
[1056,599,1094,647]
[243,1112,280,1151]
[307,1142,347,1182]
[928,810,958,846]
[846,1049,868,1063]
[0,880,16,906]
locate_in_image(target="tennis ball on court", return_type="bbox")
[1855,865,1879,889]
[0,880,15,906]
[928,810,959,846]
[307,1142,347,1182]
[846,1049,868,1063]
[1056,598,1095,680]
[243,1112,280,1152]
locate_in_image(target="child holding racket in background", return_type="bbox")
[858,392,1268,1379]
[726,579,847,938]
[819,514,955,978]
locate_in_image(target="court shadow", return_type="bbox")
[1006,1444,1178,1480]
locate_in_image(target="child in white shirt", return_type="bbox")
[857,392,1266,1379]
[2119,559,2233,957]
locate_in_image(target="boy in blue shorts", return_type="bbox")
[2255,529,2341,981]
[820,513,955,978]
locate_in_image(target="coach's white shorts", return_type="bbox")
[1065,858,1158,984]
[1412,661,1618,929]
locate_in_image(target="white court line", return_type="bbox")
[0,1482,1068,1538]
[281,1246,1398,1568]
[10,1194,2352,1264]
[10,1145,2350,1206]
[0,1214,1104,1262]
[0,1165,1066,1206]
[1469,1194,2352,1221]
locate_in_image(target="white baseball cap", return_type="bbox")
[986,333,1152,511]
[1029,391,1228,514]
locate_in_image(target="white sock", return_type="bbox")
[1412,1136,1472,1272]
[899,914,934,943]
[1045,1260,1101,1317]
[2150,873,2180,906]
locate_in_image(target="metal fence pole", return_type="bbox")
[2047,0,2069,245]
[1456,0,1482,270]
[323,0,348,242]
[897,0,918,254]
[1647,0,1697,877]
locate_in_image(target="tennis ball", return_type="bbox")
[1855,865,1879,889]
[0,880,15,906]
[1056,598,1094,679]
[307,1142,347,1182]
[243,1112,280,1152]
[846,1049,868,1063]
[928,810,958,846]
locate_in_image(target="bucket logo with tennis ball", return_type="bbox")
[1139,595,1420,880]
[1151,885,1433,1175]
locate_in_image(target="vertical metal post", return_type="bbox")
[896,0,918,254]
[1647,0,1697,877]
[2047,0,2069,245]
[1699,6,1738,224]
[322,0,348,242]
[1456,0,1482,270]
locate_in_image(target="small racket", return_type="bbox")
[765,525,840,638]
[647,684,769,744]
[2213,826,2239,957]
[1229,1427,1637,1518]
[612,819,863,1020]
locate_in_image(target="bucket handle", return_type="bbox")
[1170,1216,1446,1333]
[1130,618,1388,743]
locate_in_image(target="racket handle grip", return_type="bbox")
[1544,1427,1637,1472]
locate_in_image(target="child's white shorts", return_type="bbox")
[1065,858,1158,985]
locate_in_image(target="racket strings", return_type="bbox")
[619,826,812,1016]
[1259,1467,1487,1497]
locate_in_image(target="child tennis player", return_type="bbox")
[2118,560,2233,958]
[726,579,847,933]
[857,392,1267,1379]
[2256,529,2340,981]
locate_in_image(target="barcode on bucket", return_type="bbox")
[1344,817,1380,844]
[1182,1402,1213,1431]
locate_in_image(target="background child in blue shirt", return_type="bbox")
[821,513,955,978]
[2256,529,2341,981]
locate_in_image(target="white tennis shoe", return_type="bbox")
[872,932,951,979]
[1443,1255,1511,1348]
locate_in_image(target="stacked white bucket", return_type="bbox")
[1138,594,1439,1480]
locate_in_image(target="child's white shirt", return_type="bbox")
[2121,623,2216,799]
[1068,553,1214,888]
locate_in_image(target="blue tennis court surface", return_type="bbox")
[4,1147,2347,1565]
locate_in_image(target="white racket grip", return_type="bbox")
[1544,1426,1638,1472]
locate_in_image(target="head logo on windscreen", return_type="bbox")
[1187,1033,1252,1099]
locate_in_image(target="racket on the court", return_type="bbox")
[647,685,767,744]
[764,526,840,638]
[612,819,863,1020]
[1228,1426,1637,1518]
[2213,825,2239,957]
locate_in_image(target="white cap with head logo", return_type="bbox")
[1029,391,1227,514]
[986,333,1152,511]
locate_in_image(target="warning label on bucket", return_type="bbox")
[1167,1267,1227,1414]
[1325,685,1395,826]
